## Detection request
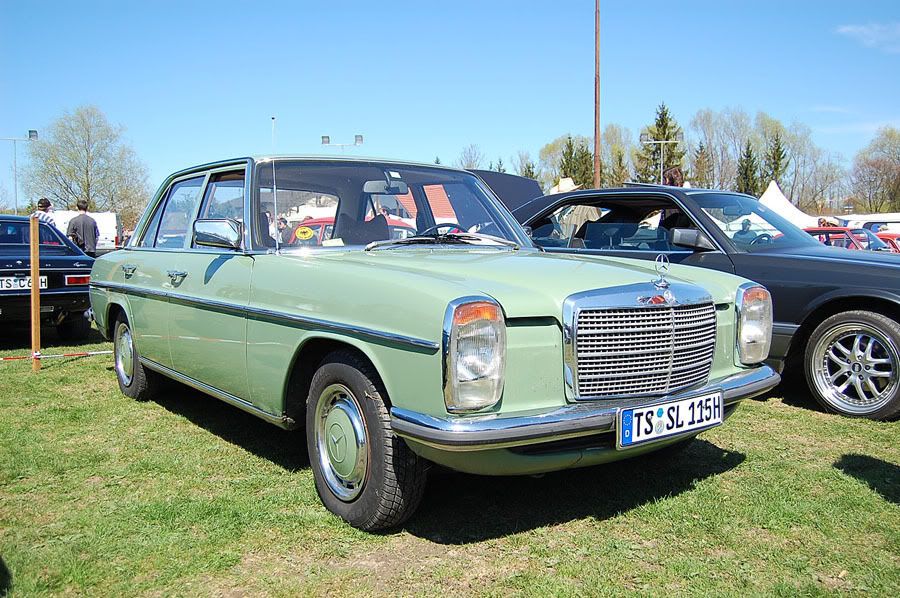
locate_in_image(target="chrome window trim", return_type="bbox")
[441,295,505,414]
[186,164,250,252]
[90,280,439,352]
[562,282,714,401]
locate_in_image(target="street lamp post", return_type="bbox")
[639,131,683,184]
[321,134,364,153]
[1,130,38,214]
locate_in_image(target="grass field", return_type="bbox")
[1,327,898,596]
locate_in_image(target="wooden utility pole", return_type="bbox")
[593,0,601,189]
[30,215,41,372]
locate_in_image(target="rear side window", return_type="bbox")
[138,176,205,248]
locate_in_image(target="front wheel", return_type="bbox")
[804,310,900,420]
[306,350,427,531]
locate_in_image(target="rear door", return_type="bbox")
[167,166,252,399]
[124,174,206,367]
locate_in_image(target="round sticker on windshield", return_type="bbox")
[294,227,314,241]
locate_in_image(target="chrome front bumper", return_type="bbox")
[391,366,780,452]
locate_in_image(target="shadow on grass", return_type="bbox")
[404,439,745,544]
[151,385,309,473]
[0,555,11,597]
[834,454,899,505]
[0,324,106,351]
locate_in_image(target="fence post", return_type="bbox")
[30,215,41,372]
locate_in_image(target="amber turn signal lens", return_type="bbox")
[453,301,502,327]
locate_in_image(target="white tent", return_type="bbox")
[757,180,819,228]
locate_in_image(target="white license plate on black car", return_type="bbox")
[617,391,723,449]
[0,276,48,290]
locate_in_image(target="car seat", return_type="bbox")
[335,214,390,245]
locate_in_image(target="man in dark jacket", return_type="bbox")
[66,200,100,257]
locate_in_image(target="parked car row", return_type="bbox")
[0,215,94,340]
[86,156,897,531]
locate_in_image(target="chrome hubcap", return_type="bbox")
[114,322,134,386]
[315,384,368,501]
[812,323,898,414]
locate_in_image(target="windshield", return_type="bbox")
[690,192,821,253]
[852,228,890,251]
[254,160,531,251]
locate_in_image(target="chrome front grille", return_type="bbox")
[574,302,716,398]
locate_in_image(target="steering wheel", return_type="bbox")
[750,233,774,245]
[418,223,463,236]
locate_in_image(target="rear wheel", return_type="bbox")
[57,311,91,341]
[113,313,160,401]
[805,310,900,420]
[306,350,427,531]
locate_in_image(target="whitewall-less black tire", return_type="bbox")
[305,350,427,531]
[113,313,160,402]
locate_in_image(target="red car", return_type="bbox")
[803,226,893,252]
[287,215,416,246]
[876,231,900,253]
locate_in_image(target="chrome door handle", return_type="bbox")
[122,264,137,278]
[166,270,188,283]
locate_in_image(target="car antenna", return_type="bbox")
[271,116,280,252]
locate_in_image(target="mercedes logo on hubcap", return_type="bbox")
[328,423,347,463]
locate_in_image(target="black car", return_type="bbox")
[0,215,94,340]
[502,184,900,421]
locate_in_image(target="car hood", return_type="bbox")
[309,248,745,319]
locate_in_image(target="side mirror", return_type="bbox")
[194,218,242,250]
[670,227,715,251]
[523,225,533,238]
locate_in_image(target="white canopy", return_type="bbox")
[757,180,819,228]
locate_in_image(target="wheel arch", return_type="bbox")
[282,335,392,427]
[104,300,130,339]
[788,292,900,361]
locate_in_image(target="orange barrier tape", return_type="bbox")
[0,350,113,362]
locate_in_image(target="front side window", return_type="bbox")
[199,171,245,221]
[253,160,528,250]
[530,198,695,252]
[691,192,821,253]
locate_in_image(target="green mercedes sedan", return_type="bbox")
[90,157,780,530]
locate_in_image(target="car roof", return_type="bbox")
[164,155,472,181]
[0,214,34,223]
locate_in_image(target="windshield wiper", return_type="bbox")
[365,231,519,252]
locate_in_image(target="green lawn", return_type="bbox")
[1,328,898,596]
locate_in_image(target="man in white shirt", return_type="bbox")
[31,197,56,229]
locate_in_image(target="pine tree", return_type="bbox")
[632,103,686,183]
[434,156,441,164]
[606,146,630,187]
[520,161,538,180]
[495,157,506,173]
[735,140,761,195]
[691,143,713,188]
[559,136,578,181]
[761,132,788,187]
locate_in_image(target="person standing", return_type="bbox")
[31,197,57,229]
[66,200,100,257]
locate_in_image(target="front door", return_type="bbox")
[167,168,252,399]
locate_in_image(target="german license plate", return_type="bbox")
[0,276,48,290]
[617,391,723,449]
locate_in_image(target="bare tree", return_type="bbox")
[22,105,150,225]
[850,127,900,212]
[455,144,485,169]
[513,151,541,183]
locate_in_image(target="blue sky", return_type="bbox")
[1,0,898,196]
